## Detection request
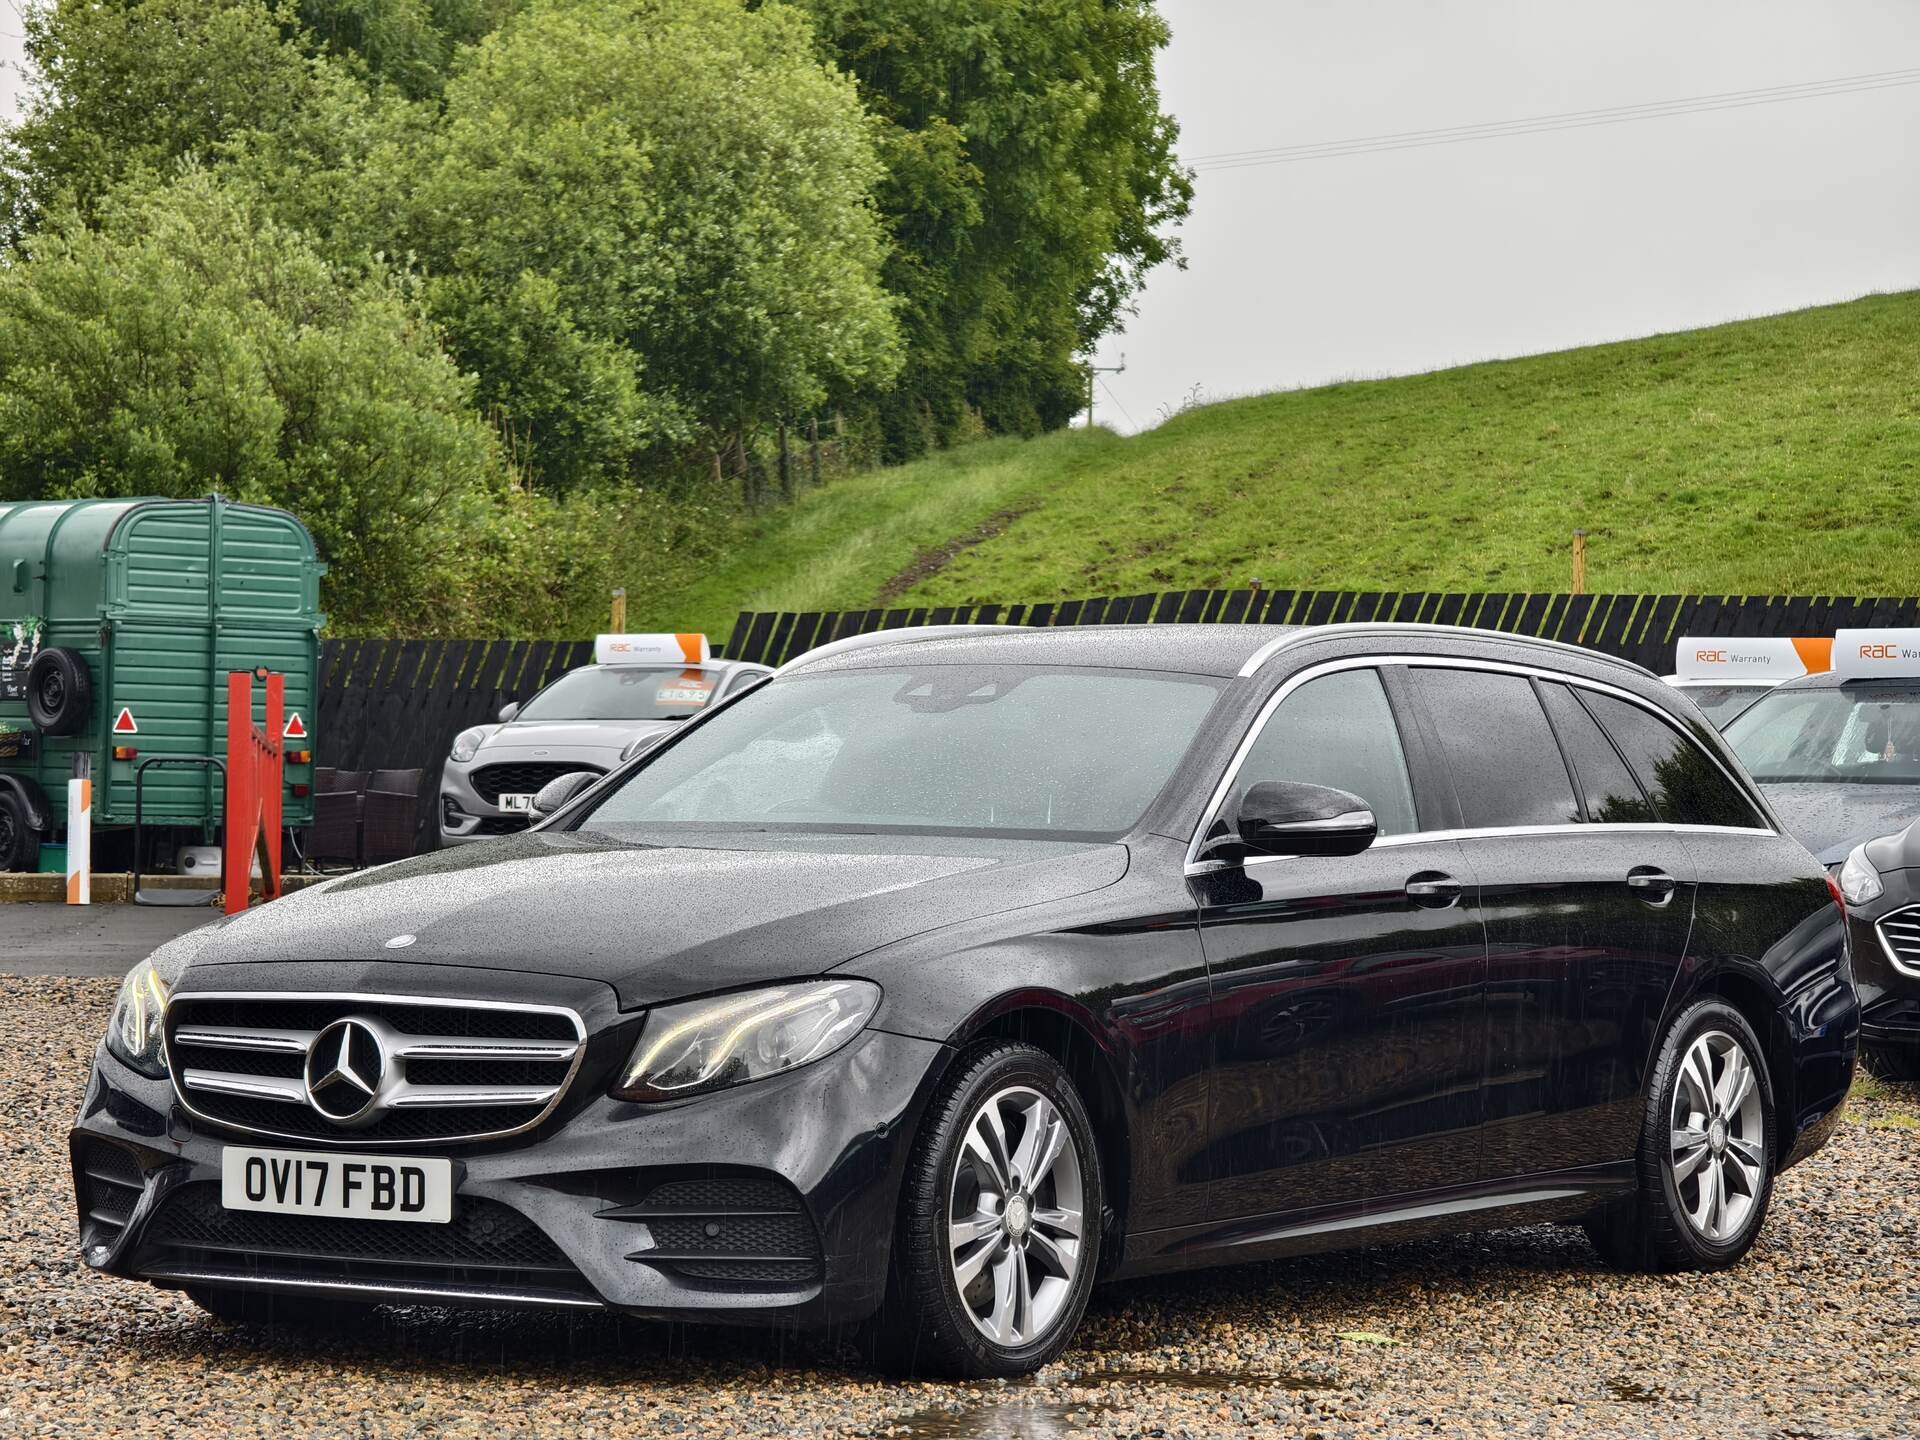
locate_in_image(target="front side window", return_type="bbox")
[1724,685,1920,785]
[1227,668,1419,836]
[1587,693,1766,828]
[581,664,1225,839]
[1410,668,1579,828]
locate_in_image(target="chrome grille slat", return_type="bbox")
[387,1083,561,1108]
[175,1026,316,1053]
[183,1071,309,1104]
[165,992,587,1146]
[392,1038,579,1062]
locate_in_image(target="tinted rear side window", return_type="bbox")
[1231,668,1419,835]
[1581,692,1766,829]
[1410,668,1579,828]
[1539,682,1656,823]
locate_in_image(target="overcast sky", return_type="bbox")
[1091,0,1920,430]
[2,3,1916,434]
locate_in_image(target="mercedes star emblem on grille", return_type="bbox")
[304,1019,387,1124]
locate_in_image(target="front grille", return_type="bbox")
[166,993,585,1146]
[142,1183,596,1304]
[617,1174,823,1290]
[470,763,603,805]
[1878,907,1920,977]
[74,1138,145,1249]
[472,816,529,836]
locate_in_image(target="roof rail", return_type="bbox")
[777,624,1025,673]
[1235,623,1658,680]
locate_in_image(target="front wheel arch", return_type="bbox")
[951,1000,1131,1268]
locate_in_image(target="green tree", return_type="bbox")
[411,0,900,489]
[0,170,507,629]
[793,0,1191,450]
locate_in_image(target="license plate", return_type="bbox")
[222,1146,452,1224]
[499,792,537,813]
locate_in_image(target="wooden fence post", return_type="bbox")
[809,417,822,486]
[778,419,793,502]
[610,589,626,633]
[1572,530,1588,596]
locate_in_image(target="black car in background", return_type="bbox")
[72,623,1857,1378]
[1835,816,1920,1079]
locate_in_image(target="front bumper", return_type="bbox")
[71,1027,950,1328]
[1845,907,1920,1052]
[435,762,532,846]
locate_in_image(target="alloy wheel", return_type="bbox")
[1669,1029,1766,1243]
[947,1084,1085,1348]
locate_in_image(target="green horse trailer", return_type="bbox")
[0,497,324,871]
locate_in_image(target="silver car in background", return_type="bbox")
[438,635,770,845]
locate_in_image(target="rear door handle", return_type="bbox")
[1406,871,1463,908]
[1627,866,1678,904]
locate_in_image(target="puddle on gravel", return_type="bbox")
[884,1368,1329,1438]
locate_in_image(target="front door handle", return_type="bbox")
[1406,871,1463,908]
[1627,865,1678,905]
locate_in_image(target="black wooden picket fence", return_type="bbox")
[315,590,1920,851]
[718,589,1920,672]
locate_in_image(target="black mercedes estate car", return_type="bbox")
[72,624,1859,1377]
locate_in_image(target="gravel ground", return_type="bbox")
[5,976,1917,1439]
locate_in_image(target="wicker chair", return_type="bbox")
[361,768,423,865]
[309,770,368,868]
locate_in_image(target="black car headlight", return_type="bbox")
[613,980,880,1102]
[1839,844,1884,907]
[105,957,174,1078]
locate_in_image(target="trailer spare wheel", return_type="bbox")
[26,647,90,736]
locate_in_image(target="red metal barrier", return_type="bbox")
[225,669,284,915]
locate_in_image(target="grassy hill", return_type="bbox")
[636,291,1920,639]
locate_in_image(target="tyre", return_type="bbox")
[1864,1043,1920,1084]
[1587,998,1776,1272]
[185,1284,380,1330]
[26,647,91,736]
[0,789,39,873]
[874,1041,1102,1378]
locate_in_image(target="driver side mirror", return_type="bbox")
[1228,781,1377,859]
[497,700,520,723]
[531,770,598,817]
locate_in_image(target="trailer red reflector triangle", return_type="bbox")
[284,711,307,740]
[111,707,138,735]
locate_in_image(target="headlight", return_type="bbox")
[1839,844,1883,907]
[613,980,880,1102]
[449,726,487,764]
[620,732,667,764]
[105,958,173,1077]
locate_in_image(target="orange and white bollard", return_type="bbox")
[66,755,90,905]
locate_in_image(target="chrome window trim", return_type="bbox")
[163,991,588,1148]
[1187,652,1777,874]
[1233,622,1658,680]
[1875,905,1920,980]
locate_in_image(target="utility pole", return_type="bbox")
[1086,355,1126,428]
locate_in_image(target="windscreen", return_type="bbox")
[580,664,1225,838]
[1724,685,1920,784]
[517,666,718,721]
[1677,684,1769,729]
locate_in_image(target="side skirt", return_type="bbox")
[1110,1162,1634,1279]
